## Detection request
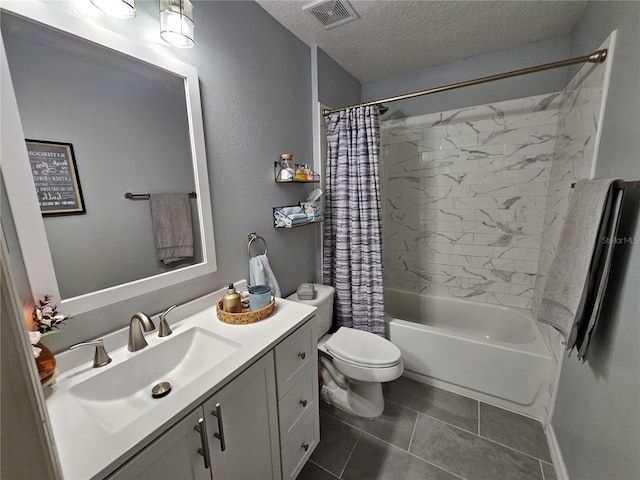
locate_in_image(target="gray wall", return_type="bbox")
[3,0,317,353]
[551,2,640,479]
[361,36,570,118]
[317,46,361,109]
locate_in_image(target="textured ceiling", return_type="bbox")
[256,1,587,83]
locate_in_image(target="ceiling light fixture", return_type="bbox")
[90,0,136,19]
[160,0,195,48]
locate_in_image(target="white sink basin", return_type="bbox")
[68,327,240,434]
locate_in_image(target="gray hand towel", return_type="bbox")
[537,179,623,360]
[149,193,194,265]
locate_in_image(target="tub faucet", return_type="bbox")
[128,312,155,352]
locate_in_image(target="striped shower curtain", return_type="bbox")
[323,105,384,336]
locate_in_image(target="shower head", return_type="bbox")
[376,103,389,115]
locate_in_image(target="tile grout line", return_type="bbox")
[404,407,553,464]
[407,411,419,452]
[361,429,466,480]
[322,391,553,470]
[384,397,478,435]
[320,409,465,480]
[539,459,547,480]
[338,431,361,479]
[307,460,340,479]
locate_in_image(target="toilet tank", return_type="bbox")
[286,284,334,341]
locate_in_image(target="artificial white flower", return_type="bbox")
[28,330,41,345]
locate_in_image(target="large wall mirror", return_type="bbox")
[1,3,217,315]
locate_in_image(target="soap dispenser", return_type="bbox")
[222,284,242,313]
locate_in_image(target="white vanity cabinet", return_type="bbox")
[108,408,210,480]
[203,352,280,480]
[274,319,320,480]
[106,316,320,480]
[108,353,279,480]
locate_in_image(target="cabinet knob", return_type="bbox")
[300,399,308,408]
[302,443,309,452]
[298,352,306,360]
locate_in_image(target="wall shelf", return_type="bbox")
[275,216,323,229]
[273,207,323,229]
[274,161,320,183]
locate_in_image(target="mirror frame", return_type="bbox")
[1,2,217,316]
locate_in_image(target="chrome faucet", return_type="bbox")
[128,312,155,352]
[69,339,112,368]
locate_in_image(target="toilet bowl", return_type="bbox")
[287,284,403,419]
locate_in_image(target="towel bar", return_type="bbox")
[124,192,197,199]
[247,232,267,257]
[571,180,640,189]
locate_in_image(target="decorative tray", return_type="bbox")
[216,299,275,324]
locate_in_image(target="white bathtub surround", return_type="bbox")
[385,288,554,420]
[530,36,615,420]
[532,32,615,318]
[381,93,561,310]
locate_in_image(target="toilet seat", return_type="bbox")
[324,327,402,368]
[331,355,404,383]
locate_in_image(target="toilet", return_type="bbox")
[287,284,403,419]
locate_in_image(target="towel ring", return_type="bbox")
[247,232,267,257]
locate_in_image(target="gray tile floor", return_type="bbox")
[298,376,556,480]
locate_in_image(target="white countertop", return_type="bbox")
[45,284,316,480]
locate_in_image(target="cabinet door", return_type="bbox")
[203,352,280,480]
[109,408,210,480]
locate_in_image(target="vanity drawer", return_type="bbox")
[280,410,320,480]
[275,319,315,398]
[278,365,318,447]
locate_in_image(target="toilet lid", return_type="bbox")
[324,327,401,368]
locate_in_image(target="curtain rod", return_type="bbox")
[322,49,608,116]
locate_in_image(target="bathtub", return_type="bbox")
[384,288,555,420]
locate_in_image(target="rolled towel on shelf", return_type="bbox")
[280,206,303,216]
[274,209,308,227]
[288,213,308,221]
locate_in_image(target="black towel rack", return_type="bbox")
[571,180,640,189]
[124,192,197,199]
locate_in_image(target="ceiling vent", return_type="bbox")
[304,0,359,30]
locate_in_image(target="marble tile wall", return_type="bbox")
[531,38,611,371]
[380,93,562,309]
[532,57,609,317]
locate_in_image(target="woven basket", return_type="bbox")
[216,298,275,325]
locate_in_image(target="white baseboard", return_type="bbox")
[545,423,569,480]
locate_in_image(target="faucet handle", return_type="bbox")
[159,305,176,337]
[69,339,112,368]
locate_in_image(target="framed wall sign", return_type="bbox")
[25,140,86,215]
